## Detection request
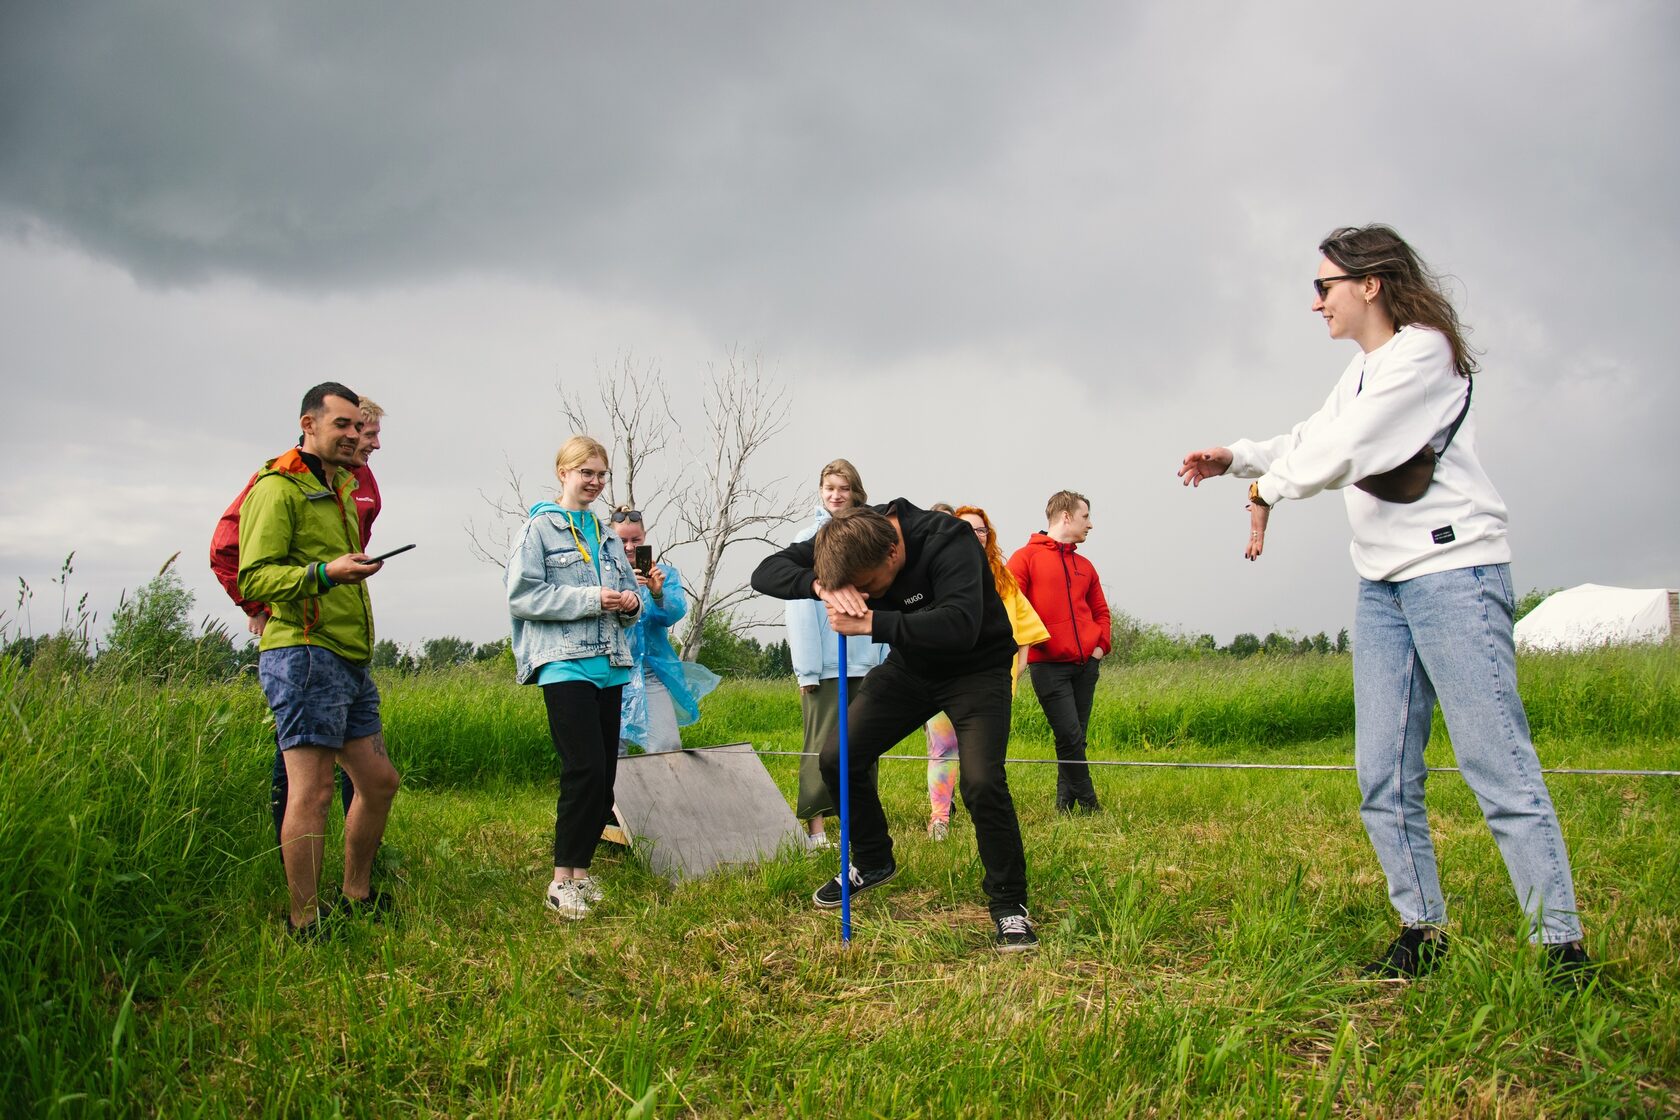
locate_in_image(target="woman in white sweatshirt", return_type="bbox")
[1178,225,1590,984]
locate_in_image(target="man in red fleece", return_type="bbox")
[1006,490,1110,812]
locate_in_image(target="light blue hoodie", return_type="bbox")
[784,507,889,686]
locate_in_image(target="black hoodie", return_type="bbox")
[752,498,1015,679]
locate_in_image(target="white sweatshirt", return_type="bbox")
[1227,325,1511,583]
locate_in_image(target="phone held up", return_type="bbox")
[634,545,653,575]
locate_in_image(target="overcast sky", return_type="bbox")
[2,1,1674,654]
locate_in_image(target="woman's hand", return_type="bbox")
[1245,501,1270,561]
[644,564,666,597]
[600,587,638,613]
[1178,447,1233,487]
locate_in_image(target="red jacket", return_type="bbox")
[211,458,379,618]
[1006,533,1111,665]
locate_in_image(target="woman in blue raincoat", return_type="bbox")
[609,506,720,753]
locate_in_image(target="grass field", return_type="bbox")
[2,647,1677,1117]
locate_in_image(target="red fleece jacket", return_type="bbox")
[1006,533,1111,664]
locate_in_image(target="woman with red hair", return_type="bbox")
[923,504,1048,839]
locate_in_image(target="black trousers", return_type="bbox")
[1028,660,1101,809]
[543,681,624,869]
[818,658,1028,912]
[271,739,355,848]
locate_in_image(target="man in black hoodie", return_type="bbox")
[752,499,1036,951]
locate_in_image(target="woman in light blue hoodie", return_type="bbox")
[785,458,888,848]
[507,436,643,920]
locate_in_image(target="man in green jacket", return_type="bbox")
[239,381,400,938]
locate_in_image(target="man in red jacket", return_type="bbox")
[210,396,385,846]
[1006,490,1110,812]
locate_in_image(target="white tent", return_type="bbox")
[1514,583,1678,652]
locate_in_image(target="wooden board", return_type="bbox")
[606,744,803,881]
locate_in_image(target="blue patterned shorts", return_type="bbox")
[258,645,382,750]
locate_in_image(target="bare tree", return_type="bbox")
[466,352,680,565]
[465,348,801,668]
[666,351,803,661]
[465,455,534,566]
[557,352,680,521]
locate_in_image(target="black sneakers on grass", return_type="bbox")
[339,888,394,923]
[1543,940,1597,990]
[1363,926,1448,978]
[992,907,1038,953]
[813,861,898,908]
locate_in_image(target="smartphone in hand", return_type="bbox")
[634,545,653,575]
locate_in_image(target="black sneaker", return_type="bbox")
[992,907,1039,953]
[1362,927,1447,978]
[812,862,898,908]
[339,888,394,923]
[1543,940,1596,990]
[285,913,333,943]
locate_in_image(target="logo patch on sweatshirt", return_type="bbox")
[1431,525,1456,545]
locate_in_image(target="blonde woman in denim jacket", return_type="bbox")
[507,435,642,919]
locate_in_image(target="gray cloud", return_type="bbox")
[1,1,1674,648]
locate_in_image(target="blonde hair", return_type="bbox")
[555,435,610,477]
[1045,490,1089,523]
[358,396,385,421]
[818,458,868,507]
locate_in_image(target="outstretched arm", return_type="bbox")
[1177,446,1232,487]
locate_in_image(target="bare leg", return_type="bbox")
[280,746,338,926]
[334,733,400,900]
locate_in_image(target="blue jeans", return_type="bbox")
[1354,564,1582,944]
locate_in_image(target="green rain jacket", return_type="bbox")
[237,447,374,662]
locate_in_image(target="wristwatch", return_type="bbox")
[1248,481,1271,509]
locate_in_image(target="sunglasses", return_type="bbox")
[1313,274,1362,299]
[609,509,643,524]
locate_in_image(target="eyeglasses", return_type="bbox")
[609,509,643,524]
[570,468,610,482]
[1313,274,1361,299]
[971,526,988,537]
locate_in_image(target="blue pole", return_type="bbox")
[836,631,851,944]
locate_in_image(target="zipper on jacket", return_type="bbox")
[1059,544,1087,664]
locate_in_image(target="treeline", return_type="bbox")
[3,554,255,684]
[1108,611,1348,665]
[374,610,795,680]
[2,552,1562,686]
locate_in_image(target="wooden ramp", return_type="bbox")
[605,744,803,881]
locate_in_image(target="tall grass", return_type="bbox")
[2,642,1676,1115]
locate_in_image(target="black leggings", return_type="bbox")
[542,681,624,868]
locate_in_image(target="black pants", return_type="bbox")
[271,740,355,848]
[543,681,624,869]
[818,658,1027,912]
[1028,660,1101,809]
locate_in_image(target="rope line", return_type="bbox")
[684,745,1680,779]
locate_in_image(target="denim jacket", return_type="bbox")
[506,503,641,684]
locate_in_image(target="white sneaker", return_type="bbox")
[574,876,605,903]
[545,879,589,919]
[807,832,834,851]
